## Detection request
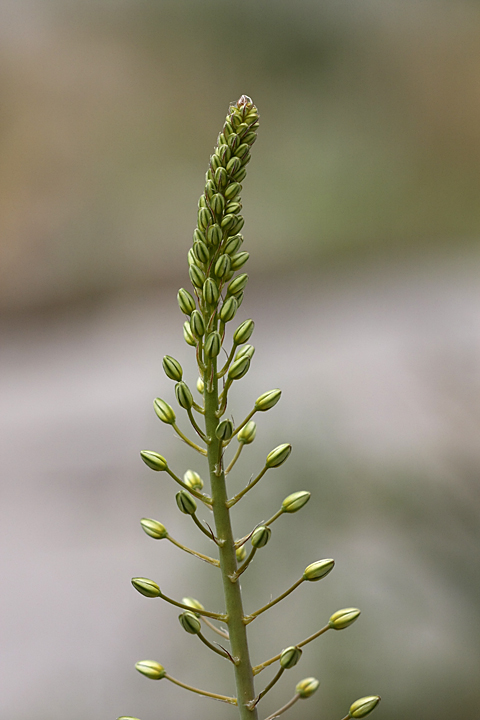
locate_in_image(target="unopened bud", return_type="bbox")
[177,288,196,315]
[187,248,196,266]
[227,273,248,297]
[196,376,204,393]
[131,577,160,598]
[220,296,238,322]
[303,559,335,582]
[176,491,197,515]
[230,216,245,235]
[230,251,249,271]
[189,264,206,289]
[266,443,292,468]
[190,310,205,339]
[225,201,242,215]
[225,181,242,200]
[224,234,243,255]
[349,696,381,718]
[181,596,205,613]
[221,213,236,232]
[251,525,271,548]
[216,419,234,441]
[135,660,166,680]
[215,254,231,278]
[153,398,176,424]
[227,132,239,151]
[207,223,222,246]
[140,518,168,539]
[204,331,221,358]
[162,355,183,382]
[183,320,196,346]
[198,207,212,230]
[296,677,319,698]
[215,166,228,188]
[226,157,241,175]
[233,318,254,344]
[255,389,282,412]
[235,344,255,360]
[140,451,168,472]
[238,420,257,444]
[179,611,201,634]
[280,646,302,669]
[233,166,247,182]
[228,355,250,380]
[282,491,310,513]
[193,228,206,244]
[203,278,219,305]
[236,545,247,562]
[183,470,204,491]
[175,381,194,410]
[193,240,210,264]
[329,608,361,630]
[211,193,225,216]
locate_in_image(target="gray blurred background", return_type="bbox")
[2,1,480,719]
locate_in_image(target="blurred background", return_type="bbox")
[2,1,480,718]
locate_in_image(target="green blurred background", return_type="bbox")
[2,1,480,719]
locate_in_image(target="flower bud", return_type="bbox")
[228,356,250,380]
[177,288,196,315]
[198,207,213,230]
[238,420,256,444]
[181,596,205,613]
[227,273,248,297]
[193,228,206,244]
[233,167,247,182]
[153,398,176,424]
[217,144,231,165]
[175,381,194,410]
[349,696,381,718]
[196,376,204,393]
[266,443,292,468]
[190,310,205,338]
[230,251,249,270]
[187,248,196,266]
[233,318,254,344]
[224,234,243,255]
[183,470,204,491]
[221,214,236,232]
[203,278,219,305]
[162,355,183,382]
[230,216,245,235]
[189,264,206,289]
[280,646,302,669]
[176,490,197,515]
[235,291,244,308]
[207,223,223,246]
[210,153,221,171]
[210,193,225,216]
[205,180,215,198]
[235,344,255,360]
[193,240,210,264]
[282,491,310,513]
[329,608,361,630]
[251,525,271,548]
[140,518,168,539]
[296,677,319,699]
[131,577,160,598]
[255,389,282,411]
[220,296,238,322]
[183,320,196,346]
[226,157,241,175]
[303,559,335,582]
[216,419,234,441]
[236,545,247,562]
[179,611,201,634]
[243,131,257,145]
[225,201,242,215]
[227,132,239,151]
[235,142,250,159]
[140,451,168,471]
[225,181,242,200]
[135,660,166,680]
[204,331,221,358]
[215,166,228,188]
[215,254,231,278]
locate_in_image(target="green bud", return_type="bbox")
[193,228,206,244]
[176,490,197,515]
[211,193,225,216]
[243,131,257,145]
[225,201,242,215]
[135,660,166,680]
[140,518,168,539]
[203,278,219,305]
[233,167,247,182]
[235,122,249,136]
[280,646,302,669]
[190,310,205,338]
[251,525,271,548]
[225,181,242,200]
[207,223,223,246]
[198,206,213,230]
[224,234,243,255]
[217,143,231,165]
[193,240,210,264]
[255,389,282,411]
[183,320,196,346]
[179,611,201,634]
[228,355,250,380]
[226,157,241,175]
[131,577,161,598]
[210,153,221,171]
[162,355,183,382]
[230,251,249,270]
[183,469,204,491]
[227,273,248,297]
[223,120,234,136]
[236,291,244,308]
[204,331,221,358]
[220,296,238,322]
[296,677,319,699]
[140,450,168,471]
[236,545,247,562]
[227,132,239,150]
[238,420,257,444]
[216,419,234,441]
[303,558,335,582]
[153,398,176,424]
[175,381,194,410]
[282,491,310,513]
[196,376,204,393]
[205,180,215,198]
[189,264,205,289]
[221,213,236,232]
[215,166,228,188]
[230,216,245,235]
[223,269,234,282]
[266,443,292,468]
[187,248,196,267]
[233,318,254,344]
[349,696,381,718]
[181,596,205,613]
[177,288,196,315]
[235,344,255,360]
[215,253,231,278]
[329,608,361,630]
[235,142,250,159]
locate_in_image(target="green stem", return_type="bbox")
[264,508,283,526]
[231,408,256,437]
[227,466,268,507]
[232,546,257,580]
[248,666,285,709]
[225,442,243,475]
[166,535,220,567]
[197,630,233,661]
[244,578,304,623]
[201,616,230,639]
[186,408,208,441]
[158,592,226,620]
[191,512,218,542]
[172,423,207,455]
[263,694,300,720]
[165,674,237,705]
[252,625,330,675]
[204,356,258,720]
[165,467,212,505]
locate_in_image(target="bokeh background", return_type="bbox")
[2,1,480,719]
